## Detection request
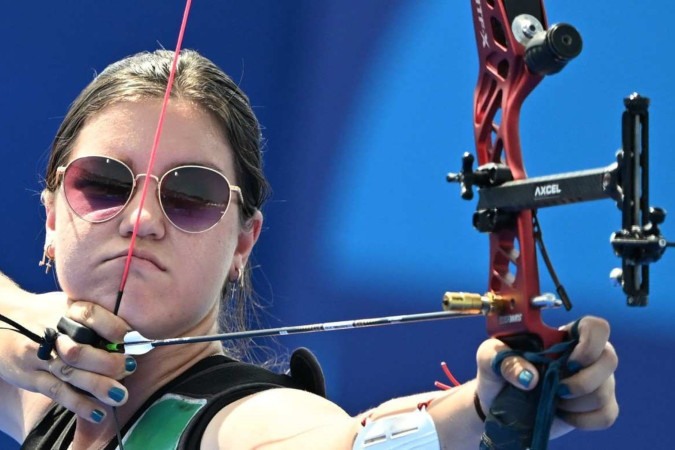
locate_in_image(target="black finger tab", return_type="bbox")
[57,317,111,349]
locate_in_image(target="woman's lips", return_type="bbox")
[106,249,167,272]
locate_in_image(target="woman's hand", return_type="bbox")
[0,293,135,424]
[474,316,619,439]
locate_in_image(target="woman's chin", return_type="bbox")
[120,308,203,340]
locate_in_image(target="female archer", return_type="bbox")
[0,49,617,449]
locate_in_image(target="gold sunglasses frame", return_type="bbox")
[56,155,244,233]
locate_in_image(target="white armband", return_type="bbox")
[352,406,440,449]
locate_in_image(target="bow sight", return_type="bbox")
[447,11,670,307]
[446,3,673,448]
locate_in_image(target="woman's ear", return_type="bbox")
[230,210,263,278]
[42,189,56,236]
[39,190,57,271]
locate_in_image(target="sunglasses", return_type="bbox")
[56,155,243,233]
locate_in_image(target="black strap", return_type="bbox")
[480,321,580,450]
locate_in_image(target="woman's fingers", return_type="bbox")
[555,342,619,431]
[477,338,539,388]
[55,334,136,380]
[550,317,618,433]
[498,353,539,390]
[475,338,540,408]
[32,366,113,424]
[561,316,610,370]
[29,329,138,424]
[558,391,619,430]
[558,375,616,414]
[44,357,128,408]
[65,301,130,343]
[557,342,618,400]
[0,295,136,426]
[476,315,618,436]
[35,341,133,423]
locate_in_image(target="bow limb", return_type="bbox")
[473,0,567,349]
[472,10,556,348]
[446,1,584,449]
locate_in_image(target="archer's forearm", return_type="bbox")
[429,380,484,450]
[355,380,484,450]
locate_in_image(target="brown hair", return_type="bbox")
[44,49,271,360]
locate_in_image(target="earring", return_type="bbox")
[228,267,243,302]
[38,243,55,274]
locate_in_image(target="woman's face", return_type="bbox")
[44,99,261,339]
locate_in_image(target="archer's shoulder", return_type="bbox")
[201,388,358,449]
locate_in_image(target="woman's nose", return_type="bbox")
[118,175,166,239]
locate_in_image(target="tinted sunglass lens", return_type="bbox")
[63,157,133,222]
[160,167,230,232]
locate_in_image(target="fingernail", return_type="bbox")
[518,370,533,388]
[567,361,582,374]
[91,409,105,423]
[125,356,137,372]
[557,383,571,398]
[108,387,126,403]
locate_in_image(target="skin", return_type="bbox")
[0,99,618,449]
[40,98,263,449]
[47,99,251,338]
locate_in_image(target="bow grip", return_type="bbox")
[481,382,543,450]
[481,323,580,450]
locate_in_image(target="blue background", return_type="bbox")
[1,1,672,448]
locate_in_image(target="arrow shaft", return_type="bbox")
[124,309,483,351]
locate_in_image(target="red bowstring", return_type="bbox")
[434,361,461,390]
[110,2,193,449]
[113,0,193,315]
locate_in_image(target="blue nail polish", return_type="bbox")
[125,356,137,372]
[91,409,105,423]
[108,387,126,403]
[518,370,534,388]
[557,383,571,398]
[567,361,583,374]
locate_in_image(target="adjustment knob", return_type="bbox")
[649,207,666,226]
[447,152,476,200]
[609,267,623,287]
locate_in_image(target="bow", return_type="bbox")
[0,2,670,449]
[444,1,670,449]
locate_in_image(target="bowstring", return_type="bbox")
[114,0,193,313]
[111,1,193,448]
